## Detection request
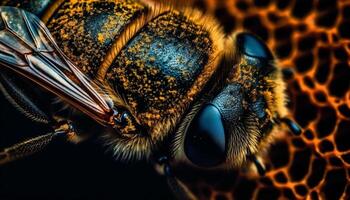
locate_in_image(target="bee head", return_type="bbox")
[171,33,285,170]
[184,84,245,168]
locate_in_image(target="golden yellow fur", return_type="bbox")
[102,0,228,162]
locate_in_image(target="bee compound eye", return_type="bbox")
[184,104,226,168]
[237,32,273,60]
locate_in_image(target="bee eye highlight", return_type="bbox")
[184,104,226,168]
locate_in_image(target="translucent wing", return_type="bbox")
[0,6,114,125]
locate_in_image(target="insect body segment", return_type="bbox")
[0,7,113,124]
[46,0,149,77]
[0,1,302,199]
[108,11,213,124]
[102,4,226,161]
[0,6,140,137]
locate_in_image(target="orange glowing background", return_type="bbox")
[177,0,350,199]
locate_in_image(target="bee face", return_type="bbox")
[171,33,287,170]
[99,4,288,167]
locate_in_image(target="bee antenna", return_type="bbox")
[155,156,197,200]
[250,155,266,176]
[276,117,302,136]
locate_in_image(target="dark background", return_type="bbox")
[0,96,173,200]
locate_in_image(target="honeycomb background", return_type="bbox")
[177,0,350,199]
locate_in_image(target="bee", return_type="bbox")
[0,0,301,199]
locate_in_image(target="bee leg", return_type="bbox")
[250,155,266,176]
[156,157,198,200]
[0,122,74,165]
[276,117,302,136]
[0,72,51,124]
